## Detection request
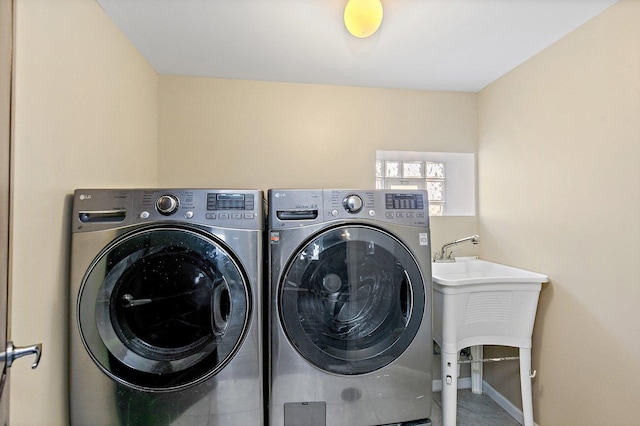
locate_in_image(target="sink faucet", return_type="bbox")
[434,235,479,262]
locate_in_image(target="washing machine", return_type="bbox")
[70,188,264,425]
[267,189,433,426]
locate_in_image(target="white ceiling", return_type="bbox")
[96,0,618,93]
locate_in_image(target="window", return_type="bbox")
[376,151,475,216]
[376,159,445,215]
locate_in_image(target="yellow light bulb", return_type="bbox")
[344,0,384,38]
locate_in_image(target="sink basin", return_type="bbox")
[432,257,548,352]
[432,257,548,286]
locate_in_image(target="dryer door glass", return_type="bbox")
[279,225,425,375]
[78,226,250,391]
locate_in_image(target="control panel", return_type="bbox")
[269,189,429,229]
[73,189,263,232]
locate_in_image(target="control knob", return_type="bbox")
[156,194,179,215]
[343,194,363,214]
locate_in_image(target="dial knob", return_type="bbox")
[156,195,179,215]
[343,194,363,214]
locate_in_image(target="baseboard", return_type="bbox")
[432,378,540,426]
[482,381,540,426]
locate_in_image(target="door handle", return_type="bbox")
[0,341,42,369]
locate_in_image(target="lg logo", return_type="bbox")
[79,194,92,200]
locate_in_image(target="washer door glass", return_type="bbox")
[78,226,249,391]
[279,225,425,375]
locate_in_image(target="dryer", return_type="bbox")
[267,189,433,426]
[70,189,264,425]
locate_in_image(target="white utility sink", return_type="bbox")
[431,257,549,351]
[431,257,548,426]
[432,257,548,286]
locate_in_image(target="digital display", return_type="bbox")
[385,193,425,210]
[207,193,254,210]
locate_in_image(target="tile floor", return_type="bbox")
[428,390,520,426]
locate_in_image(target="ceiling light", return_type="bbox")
[344,0,383,38]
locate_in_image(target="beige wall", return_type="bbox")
[478,0,640,424]
[158,76,479,252]
[11,0,158,424]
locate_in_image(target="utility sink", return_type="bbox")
[431,257,548,426]
[431,256,548,352]
[432,257,548,286]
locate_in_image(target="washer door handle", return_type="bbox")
[0,341,42,369]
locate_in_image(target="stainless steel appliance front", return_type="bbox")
[70,189,264,425]
[268,189,433,426]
